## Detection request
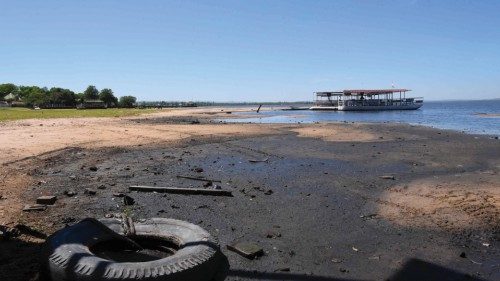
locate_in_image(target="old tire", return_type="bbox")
[41,218,221,281]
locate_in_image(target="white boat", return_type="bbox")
[310,89,423,111]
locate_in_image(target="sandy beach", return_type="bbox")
[0,107,499,280]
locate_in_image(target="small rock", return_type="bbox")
[171,205,180,209]
[69,175,76,180]
[379,175,395,180]
[36,195,57,205]
[97,184,106,190]
[203,181,212,187]
[64,190,77,197]
[194,167,204,173]
[84,188,96,195]
[331,258,342,263]
[227,242,264,259]
[89,166,98,172]
[113,193,125,197]
[123,195,135,206]
[264,189,273,195]
[266,230,282,239]
[339,268,349,273]
[460,252,466,258]
[213,184,222,190]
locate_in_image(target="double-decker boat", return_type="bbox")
[310,89,423,111]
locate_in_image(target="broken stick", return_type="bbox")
[176,175,222,183]
[129,185,233,196]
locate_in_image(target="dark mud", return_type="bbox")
[3,123,499,281]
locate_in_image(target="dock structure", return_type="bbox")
[310,89,423,111]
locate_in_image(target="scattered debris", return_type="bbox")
[379,175,396,180]
[249,157,269,163]
[266,230,282,239]
[63,190,77,197]
[84,188,97,195]
[227,242,264,259]
[129,185,233,196]
[36,195,57,205]
[123,195,135,206]
[176,175,222,183]
[23,204,47,212]
[61,217,76,224]
[360,213,378,220]
[256,104,262,113]
[0,225,19,241]
[352,247,359,252]
[264,189,274,195]
[15,224,47,239]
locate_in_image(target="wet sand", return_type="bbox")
[0,107,499,280]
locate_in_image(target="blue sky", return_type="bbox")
[1,0,499,101]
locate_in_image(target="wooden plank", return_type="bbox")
[129,185,233,196]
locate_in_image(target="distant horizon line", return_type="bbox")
[136,98,500,104]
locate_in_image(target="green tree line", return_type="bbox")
[0,83,136,108]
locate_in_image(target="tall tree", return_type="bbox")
[0,83,18,99]
[48,87,76,106]
[119,96,137,108]
[18,86,49,106]
[83,85,99,100]
[99,88,118,107]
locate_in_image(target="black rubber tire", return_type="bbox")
[41,218,221,281]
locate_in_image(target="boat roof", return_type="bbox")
[315,89,411,96]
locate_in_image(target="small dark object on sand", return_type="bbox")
[36,195,57,205]
[264,189,274,195]
[123,195,135,206]
[379,175,396,180]
[84,188,97,195]
[89,166,98,171]
[227,241,264,259]
[129,185,233,196]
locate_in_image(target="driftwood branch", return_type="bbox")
[129,185,232,196]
